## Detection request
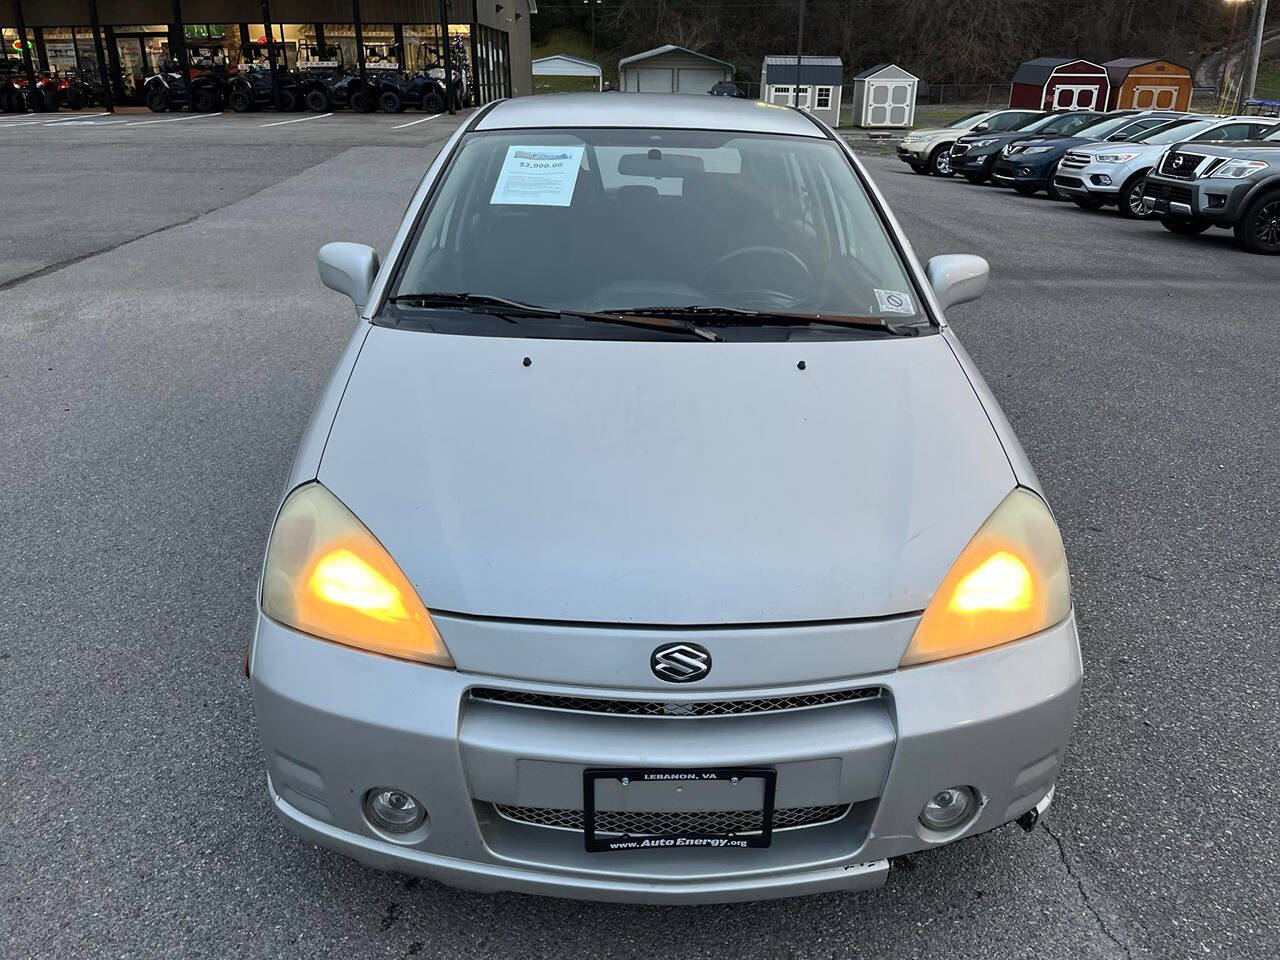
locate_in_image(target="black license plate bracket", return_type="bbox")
[582,767,777,852]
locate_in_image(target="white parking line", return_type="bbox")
[125,112,223,126]
[49,119,128,126]
[260,112,332,127]
[392,113,443,130]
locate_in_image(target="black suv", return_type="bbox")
[1143,124,1280,254]
[992,110,1182,200]
[950,110,1093,184]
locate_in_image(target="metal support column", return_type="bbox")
[33,25,48,72]
[393,24,405,70]
[10,0,37,110]
[352,0,367,84]
[170,0,193,110]
[100,19,120,108]
[439,0,455,113]
[260,0,281,109]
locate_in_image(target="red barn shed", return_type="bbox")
[1009,58,1111,111]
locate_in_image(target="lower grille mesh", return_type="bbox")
[469,686,882,718]
[493,803,849,836]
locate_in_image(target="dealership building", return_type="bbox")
[1,0,534,107]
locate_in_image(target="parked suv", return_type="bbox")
[992,110,1183,199]
[897,109,1043,176]
[950,110,1100,184]
[1054,115,1278,218]
[1143,124,1280,254]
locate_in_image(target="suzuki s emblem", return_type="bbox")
[651,643,712,683]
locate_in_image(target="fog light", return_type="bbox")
[919,786,977,831]
[364,787,426,833]
[1019,167,1032,176]
[1092,174,1112,186]
[1207,193,1227,209]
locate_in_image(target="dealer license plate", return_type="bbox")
[582,767,777,852]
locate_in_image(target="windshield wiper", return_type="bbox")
[608,305,919,336]
[388,292,563,318]
[387,292,721,341]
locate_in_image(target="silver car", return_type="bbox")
[249,94,1081,904]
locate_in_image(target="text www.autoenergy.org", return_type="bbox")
[602,837,751,850]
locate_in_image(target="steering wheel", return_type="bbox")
[700,246,814,305]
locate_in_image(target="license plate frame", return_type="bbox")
[582,767,777,852]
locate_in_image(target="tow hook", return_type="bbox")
[1016,784,1055,833]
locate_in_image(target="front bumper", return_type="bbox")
[896,141,931,164]
[1052,161,1127,201]
[992,155,1056,188]
[1142,174,1253,224]
[951,150,998,176]
[250,612,1081,903]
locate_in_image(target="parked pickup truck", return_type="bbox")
[1142,125,1280,254]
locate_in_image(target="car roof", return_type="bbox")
[475,93,827,138]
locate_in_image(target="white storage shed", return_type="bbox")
[850,63,919,128]
[532,54,604,91]
[618,45,735,94]
[760,56,843,127]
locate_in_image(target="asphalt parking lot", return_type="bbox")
[2,108,1278,960]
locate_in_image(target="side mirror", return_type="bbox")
[318,242,380,312]
[926,254,989,312]
[973,122,990,132]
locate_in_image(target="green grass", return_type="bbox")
[1255,51,1280,98]
[531,27,604,94]
[531,27,597,63]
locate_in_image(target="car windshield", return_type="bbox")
[386,127,929,336]
[1009,113,1057,133]
[949,111,988,128]
[1073,114,1143,139]
[1264,125,1280,141]
[1136,119,1216,144]
[1037,112,1098,135]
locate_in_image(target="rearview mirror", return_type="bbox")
[926,254,989,311]
[318,242,380,312]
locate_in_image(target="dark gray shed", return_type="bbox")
[761,55,843,126]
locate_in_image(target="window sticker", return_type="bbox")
[490,145,585,207]
[874,289,915,314]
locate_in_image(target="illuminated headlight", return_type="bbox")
[900,488,1071,666]
[262,483,455,666]
[1094,153,1139,163]
[1209,159,1269,179]
[1021,146,1054,155]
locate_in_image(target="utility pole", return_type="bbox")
[1219,0,1244,100]
[793,0,804,108]
[1238,0,1270,109]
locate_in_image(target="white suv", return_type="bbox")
[1053,115,1280,218]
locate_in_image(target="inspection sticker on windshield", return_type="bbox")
[490,146,585,207]
[874,289,915,315]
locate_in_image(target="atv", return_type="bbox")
[0,65,62,112]
[61,68,103,110]
[226,57,302,112]
[361,46,448,114]
[143,46,230,113]
[295,44,378,113]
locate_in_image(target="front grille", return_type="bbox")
[1144,181,1194,204]
[950,143,970,157]
[1054,175,1084,188]
[1159,151,1206,180]
[469,686,883,718]
[1060,151,1090,169]
[493,803,849,836]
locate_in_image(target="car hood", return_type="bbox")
[1167,140,1280,160]
[1068,139,1157,157]
[318,326,1015,625]
[906,127,964,140]
[1007,135,1094,156]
